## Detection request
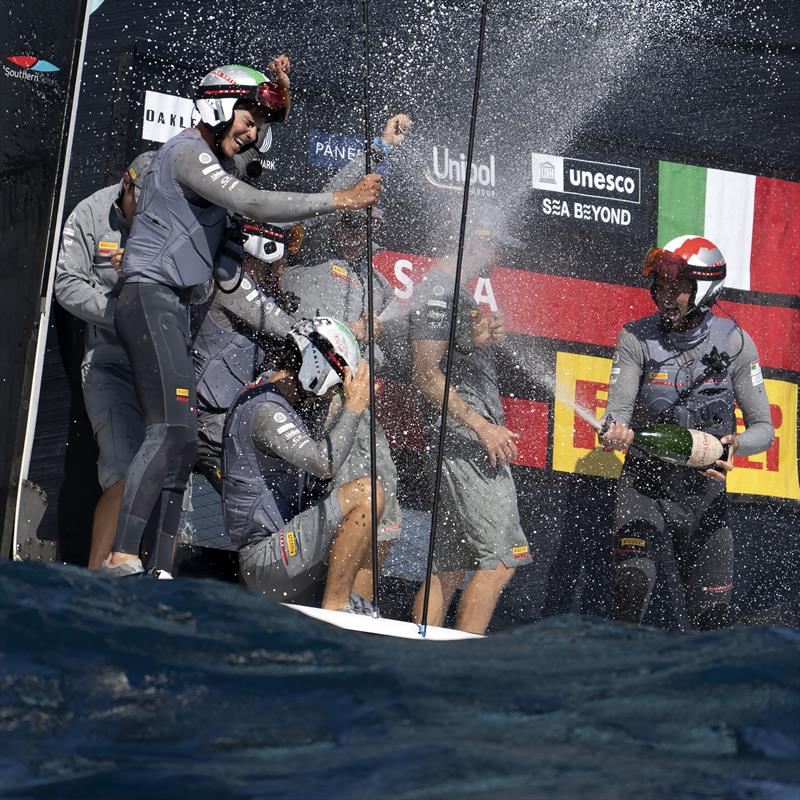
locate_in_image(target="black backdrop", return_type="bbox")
[22,0,800,626]
[0,0,89,561]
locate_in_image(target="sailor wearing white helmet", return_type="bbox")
[102,58,382,577]
[223,318,383,613]
[601,235,775,629]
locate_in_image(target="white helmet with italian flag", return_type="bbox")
[643,235,727,315]
[289,318,361,397]
[195,64,289,133]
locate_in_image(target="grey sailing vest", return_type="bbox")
[193,303,266,414]
[628,314,738,437]
[223,380,310,548]
[122,129,227,287]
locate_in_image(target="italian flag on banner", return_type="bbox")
[658,161,800,296]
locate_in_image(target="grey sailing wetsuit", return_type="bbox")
[192,273,294,491]
[223,379,360,599]
[113,127,336,571]
[409,267,532,572]
[605,311,774,629]
[55,183,144,490]
[282,257,401,541]
[190,140,387,497]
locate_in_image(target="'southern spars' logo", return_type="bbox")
[7,55,60,72]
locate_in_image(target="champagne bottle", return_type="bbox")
[631,423,725,469]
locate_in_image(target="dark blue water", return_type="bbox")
[1,563,799,800]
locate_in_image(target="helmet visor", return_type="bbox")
[256,81,290,123]
[306,330,348,382]
[241,220,304,255]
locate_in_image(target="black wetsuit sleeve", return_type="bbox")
[604,327,644,426]
[251,402,360,479]
[215,280,293,340]
[173,139,336,222]
[727,328,774,456]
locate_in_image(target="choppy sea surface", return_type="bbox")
[1,562,799,800]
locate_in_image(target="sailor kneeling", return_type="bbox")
[222,317,383,613]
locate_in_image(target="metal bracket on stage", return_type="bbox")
[15,479,55,563]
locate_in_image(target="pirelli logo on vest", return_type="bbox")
[97,241,118,256]
[280,530,297,564]
[621,537,646,548]
[175,388,189,403]
[330,263,357,284]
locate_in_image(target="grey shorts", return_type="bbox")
[238,491,344,601]
[81,361,144,490]
[331,412,401,541]
[432,426,532,573]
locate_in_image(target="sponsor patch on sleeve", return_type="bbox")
[97,241,118,256]
[750,360,764,387]
[175,388,189,403]
[621,537,646,548]
[512,545,530,560]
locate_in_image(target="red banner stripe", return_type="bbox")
[750,176,800,296]
[490,267,799,372]
[378,381,550,468]
[373,252,799,372]
[501,397,549,468]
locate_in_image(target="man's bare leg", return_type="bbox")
[351,540,392,602]
[321,478,385,610]
[411,571,465,628]
[454,562,515,635]
[88,480,124,569]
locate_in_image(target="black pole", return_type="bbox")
[362,0,381,617]
[419,0,490,637]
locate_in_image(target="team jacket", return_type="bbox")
[54,183,130,366]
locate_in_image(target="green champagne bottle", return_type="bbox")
[631,423,725,469]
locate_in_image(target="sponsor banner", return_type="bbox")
[501,397,549,468]
[728,379,800,500]
[373,250,438,309]
[531,152,643,229]
[658,161,800,296]
[553,352,622,478]
[308,129,363,169]
[373,254,800,373]
[142,89,197,143]
[3,54,62,92]
[553,352,800,499]
[425,145,497,198]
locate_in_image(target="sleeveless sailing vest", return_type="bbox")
[122,129,227,287]
[193,303,266,414]
[628,314,738,437]
[223,381,309,548]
